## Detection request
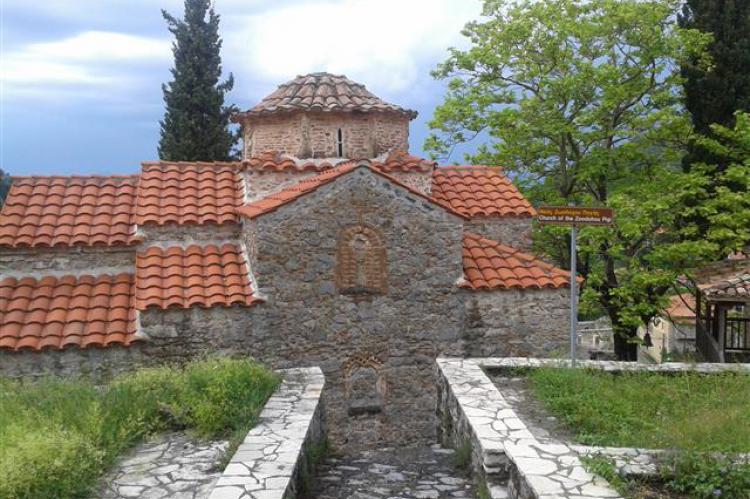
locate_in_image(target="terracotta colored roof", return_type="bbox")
[237,162,467,220]
[664,293,696,322]
[136,244,259,309]
[372,150,436,173]
[241,151,340,172]
[137,162,243,226]
[235,72,417,119]
[703,274,750,299]
[0,176,139,248]
[462,233,573,290]
[0,273,138,351]
[431,167,536,218]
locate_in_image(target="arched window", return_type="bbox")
[336,225,387,296]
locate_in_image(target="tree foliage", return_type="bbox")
[0,168,11,208]
[426,0,726,359]
[158,0,238,161]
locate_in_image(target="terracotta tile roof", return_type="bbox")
[137,162,243,226]
[237,162,467,220]
[0,176,139,248]
[703,273,750,299]
[432,166,536,218]
[0,273,139,351]
[372,150,436,173]
[234,72,417,119]
[462,232,574,290]
[136,244,260,309]
[664,293,696,322]
[241,151,340,172]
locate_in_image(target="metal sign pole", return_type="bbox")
[570,224,578,367]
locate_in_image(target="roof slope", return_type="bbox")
[0,176,139,248]
[0,273,138,351]
[664,293,696,322]
[136,244,259,309]
[237,162,466,220]
[432,167,536,218]
[703,273,750,299]
[235,72,417,119]
[137,162,243,226]
[462,233,573,290]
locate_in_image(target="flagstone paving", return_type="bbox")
[308,444,477,499]
[96,432,228,499]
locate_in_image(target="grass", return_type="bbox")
[0,357,280,499]
[528,368,750,451]
[529,368,750,498]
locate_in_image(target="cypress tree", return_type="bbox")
[158,0,238,161]
[679,0,750,167]
[0,169,11,208]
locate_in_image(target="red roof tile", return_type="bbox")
[462,233,574,290]
[235,72,417,119]
[135,244,259,309]
[237,162,467,220]
[432,167,536,218]
[0,273,139,351]
[137,162,243,226]
[372,150,436,173]
[0,176,139,248]
[664,293,696,322]
[241,151,339,172]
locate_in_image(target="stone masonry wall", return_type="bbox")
[463,288,569,358]
[242,111,409,159]
[0,247,134,278]
[386,171,433,196]
[244,168,466,452]
[242,170,320,202]
[466,217,533,252]
[0,345,148,380]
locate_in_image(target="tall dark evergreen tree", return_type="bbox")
[0,168,11,208]
[679,0,750,167]
[158,0,238,161]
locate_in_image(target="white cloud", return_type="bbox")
[1,31,170,97]
[227,0,478,93]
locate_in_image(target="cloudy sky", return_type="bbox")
[1,0,482,176]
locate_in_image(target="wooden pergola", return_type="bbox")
[695,273,750,363]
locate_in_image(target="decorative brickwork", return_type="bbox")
[336,225,388,296]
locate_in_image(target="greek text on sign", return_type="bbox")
[536,206,614,226]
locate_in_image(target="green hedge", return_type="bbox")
[0,357,280,499]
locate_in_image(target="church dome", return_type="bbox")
[235,72,417,119]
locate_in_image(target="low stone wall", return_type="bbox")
[209,366,325,499]
[437,358,622,499]
[0,345,148,380]
[437,357,750,499]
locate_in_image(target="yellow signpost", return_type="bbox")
[536,206,614,365]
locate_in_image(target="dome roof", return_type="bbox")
[235,72,417,120]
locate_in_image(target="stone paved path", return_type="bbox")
[308,444,476,499]
[96,432,228,499]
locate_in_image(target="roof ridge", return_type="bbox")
[141,160,243,169]
[12,174,139,182]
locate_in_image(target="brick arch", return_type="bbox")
[335,224,387,296]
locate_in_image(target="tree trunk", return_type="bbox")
[613,328,638,361]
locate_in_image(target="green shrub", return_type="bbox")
[662,452,750,499]
[0,357,280,499]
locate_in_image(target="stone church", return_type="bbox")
[0,73,572,450]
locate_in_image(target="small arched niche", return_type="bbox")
[335,225,387,296]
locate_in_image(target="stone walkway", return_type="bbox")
[96,432,228,499]
[309,444,477,499]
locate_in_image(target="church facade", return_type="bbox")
[0,73,572,450]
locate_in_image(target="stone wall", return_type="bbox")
[242,169,320,202]
[463,288,569,358]
[242,111,409,159]
[0,344,148,380]
[466,217,533,252]
[0,246,134,278]
[138,223,241,244]
[386,171,433,196]
[244,167,467,451]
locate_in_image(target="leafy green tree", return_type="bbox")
[0,168,11,208]
[426,0,716,359]
[158,0,238,161]
[678,0,750,238]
